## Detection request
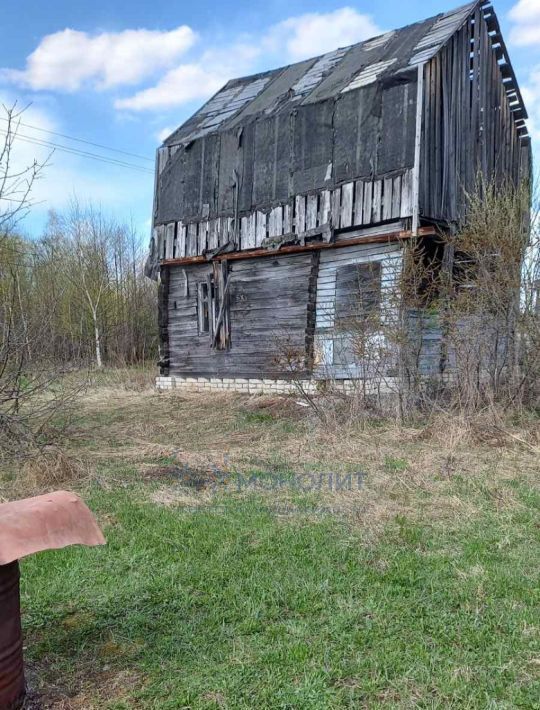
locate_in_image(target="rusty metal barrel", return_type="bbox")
[0,491,106,709]
[0,561,25,710]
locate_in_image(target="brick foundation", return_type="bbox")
[156,375,316,394]
[155,375,395,395]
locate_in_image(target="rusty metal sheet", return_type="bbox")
[0,561,25,710]
[0,491,106,566]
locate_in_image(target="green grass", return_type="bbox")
[8,379,539,707]
[384,457,409,473]
[21,479,540,709]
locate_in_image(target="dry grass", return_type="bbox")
[87,367,157,392]
[20,448,88,492]
[3,381,538,535]
[23,385,531,537]
[0,447,89,502]
[17,379,540,709]
[26,662,144,709]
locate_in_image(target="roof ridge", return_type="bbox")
[162,1,482,147]
[223,1,478,87]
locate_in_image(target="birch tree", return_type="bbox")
[62,202,113,369]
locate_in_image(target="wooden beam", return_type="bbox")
[412,63,425,235]
[161,227,437,266]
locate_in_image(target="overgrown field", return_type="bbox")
[1,370,539,708]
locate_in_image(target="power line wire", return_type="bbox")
[0,116,153,163]
[0,130,154,175]
[9,131,154,173]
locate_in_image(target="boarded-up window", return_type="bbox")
[333,261,382,368]
[197,279,215,335]
[335,262,381,324]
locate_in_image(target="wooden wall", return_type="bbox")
[167,252,318,378]
[152,170,413,262]
[420,7,531,223]
[313,241,403,379]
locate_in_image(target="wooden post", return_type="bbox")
[412,63,424,236]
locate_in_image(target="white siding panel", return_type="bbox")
[314,242,403,378]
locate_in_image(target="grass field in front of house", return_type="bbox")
[3,372,539,708]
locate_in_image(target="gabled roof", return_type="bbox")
[164,2,478,147]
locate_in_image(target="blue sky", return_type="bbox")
[0,0,538,238]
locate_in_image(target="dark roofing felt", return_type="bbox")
[163,2,476,147]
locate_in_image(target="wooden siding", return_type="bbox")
[314,242,403,379]
[167,253,317,378]
[420,6,530,222]
[154,172,413,261]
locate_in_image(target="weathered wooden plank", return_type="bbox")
[422,58,432,217]
[353,181,364,226]
[177,222,186,258]
[320,190,331,226]
[172,224,179,259]
[295,195,306,234]
[214,218,223,247]
[198,220,208,254]
[155,225,165,260]
[414,64,424,234]
[306,194,318,230]
[371,180,382,223]
[269,206,283,237]
[157,147,169,175]
[256,211,267,247]
[340,182,354,228]
[249,214,257,248]
[283,202,292,234]
[382,178,393,221]
[208,219,218,251]
[401,170,413,218]
[226,217,235,244]
[186,223,198,256]
[197,281,205,333]
[433,54,441,217]
[240,216,249,250]
[165,222,175,259]
[391,176,402,219]
[206,272,214,341]
[362,181,373,224]
[331,187,341,229]
[447,36,458,220]
[245,214,256,250]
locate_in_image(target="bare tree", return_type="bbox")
[0,104,49,236]
[43,202,158,369]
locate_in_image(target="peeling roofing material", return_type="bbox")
[164,2,477,147]
[341,59,398,92]
[291,47,351,97]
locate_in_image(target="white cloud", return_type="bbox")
[156,126,175,143]
[1,26,197,91]
[115,64,227,111]
[266,7,381,62]
[521,66,540,140]
[115,43,259,112]
[509,0,540,46]
[115,8,381,112]
[509,0,540,22]
[0,7,382,114]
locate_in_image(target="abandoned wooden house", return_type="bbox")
[147,0,531,394]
